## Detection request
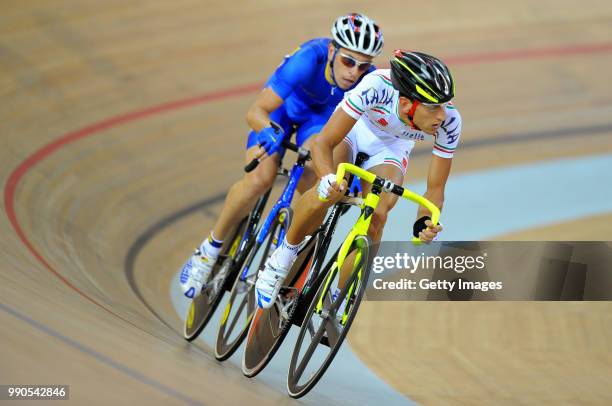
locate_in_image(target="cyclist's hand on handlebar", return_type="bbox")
[417,220,443,244]
[317,173,347,203]
[256,125,284,155]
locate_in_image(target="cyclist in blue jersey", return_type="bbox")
[180,13,384,299]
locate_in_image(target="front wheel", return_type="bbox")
[287,234,372,398]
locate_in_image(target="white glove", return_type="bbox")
[317,173,337,201]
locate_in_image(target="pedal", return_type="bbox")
[278,299,294,321]
[277,287,299,320]
[208,262,231,294]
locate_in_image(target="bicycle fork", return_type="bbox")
[315,192,380,317]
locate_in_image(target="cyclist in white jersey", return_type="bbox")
[255,50,461,309]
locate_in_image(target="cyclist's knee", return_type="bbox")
[244,168,276,196]
[297,164,317,193]
[370,210,388,236]
[371,200,395,234]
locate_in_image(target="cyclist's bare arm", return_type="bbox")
[416,154,451,240]
[246,87,284,132]
[310,109,357,178]
[419,154,451,215]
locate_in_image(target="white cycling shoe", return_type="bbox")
[255,251,290,309]
[179,249,215,299]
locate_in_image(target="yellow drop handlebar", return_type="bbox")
[335,163,441,244]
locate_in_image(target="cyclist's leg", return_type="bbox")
[210,146,279,240]
[254,138,353,308]
[337,139,410,288]
[294,145,317,195]
[181,107,292,298]
[355,131,411,243]
[361,162,405,243]
[285,139,353,246]
[293,109,334,195]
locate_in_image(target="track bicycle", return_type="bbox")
[241,154,369,377]
[241,161,439,399]
[213,139,311,360]
[183,136,309,342]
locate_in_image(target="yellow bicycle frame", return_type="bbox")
[315,163,441,315]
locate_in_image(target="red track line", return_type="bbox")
[3,83,262,323]
[4,42,612,322]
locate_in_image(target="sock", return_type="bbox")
[274,236,300,269]
[200,232,223,258]
[333,287,347,317]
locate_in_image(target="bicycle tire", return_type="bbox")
[287,234,372,398]
[183,217,248,341]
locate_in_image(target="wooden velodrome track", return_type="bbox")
[2,1,612,404]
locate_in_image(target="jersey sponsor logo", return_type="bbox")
[361,87,394,107]
[401,130,426,141]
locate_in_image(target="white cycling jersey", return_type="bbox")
[339,69,462,174]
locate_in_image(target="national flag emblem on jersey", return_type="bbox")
[377,118,388,127]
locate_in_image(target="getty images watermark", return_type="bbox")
[370,251,503,293]
[366,242,612,301]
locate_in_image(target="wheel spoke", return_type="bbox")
[323,318,340,347]
[306,319,316,339]
[293,321,326,382]
[295,306,332,381]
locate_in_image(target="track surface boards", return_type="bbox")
[2,1,612,404]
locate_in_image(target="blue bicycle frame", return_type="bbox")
[239,146,310,280]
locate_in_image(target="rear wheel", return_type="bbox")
[183,217,247,341]
[287,235,371,398]
[215,207,292,361]
[240,230,320,378]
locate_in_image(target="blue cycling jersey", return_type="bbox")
[247,38,376,150]
[268,38,374,119]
